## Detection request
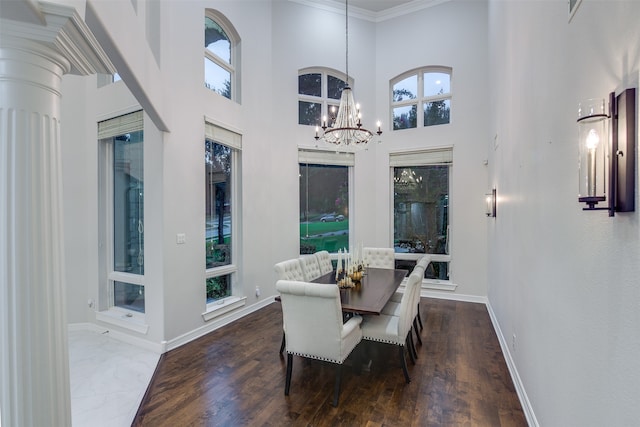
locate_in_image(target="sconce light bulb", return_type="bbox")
[586,128,600,150]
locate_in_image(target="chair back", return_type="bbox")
[299,255,322,281]
[274,259,305,281]
[314,250,333,275]
[398,272,422,338]
[276,280,361,363]
[416,254,431,271]
[362,247,395,269]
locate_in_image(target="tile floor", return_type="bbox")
[68,328,159,427]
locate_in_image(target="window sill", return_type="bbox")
[422,279,457,291]
[95,309,149,334]
[202,296,247,322]
[398,278,457,294]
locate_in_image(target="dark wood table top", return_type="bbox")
[312,267,407,315]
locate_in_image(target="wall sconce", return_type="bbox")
[577,88,636,216]
[485,188,496,217]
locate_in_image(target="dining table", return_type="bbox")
[312,267,407,315]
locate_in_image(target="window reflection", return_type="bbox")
[299,164,349,254]
[393,165,449,279]
[113,130,144,275]
[205,140,232,270]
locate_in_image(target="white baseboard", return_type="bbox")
[485,301,538,427]
[67,297,274,355]
[162,297,275,352]
[420,289,488,305]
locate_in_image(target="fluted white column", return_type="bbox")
[0,36,72,427]
[1,3,114,426]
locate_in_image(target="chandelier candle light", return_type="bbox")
[314,0,381,147]
[336,244,365,288]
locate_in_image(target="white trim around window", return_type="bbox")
[203,121,244,319]
[390,146,455,291]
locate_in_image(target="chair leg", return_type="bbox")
[285,353,293,396]
[407,333,417,364]
[332,364,342,407]
[413,318,423,346]
[399,345,411,383]
[279,331,286,354]
[417,303,424,331]
[412,331,419,360]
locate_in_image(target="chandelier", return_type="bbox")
[314,0,381,147]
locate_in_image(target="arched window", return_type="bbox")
[391,66,452,130]
[205,10,240,101]
[298,67,349,126]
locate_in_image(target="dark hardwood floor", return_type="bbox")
[133,298,526,426]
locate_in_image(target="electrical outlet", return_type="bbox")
[255,286,261,297]
[87,299,94,308]
[512,333,517,352]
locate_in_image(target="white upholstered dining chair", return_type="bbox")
[299,255,322,281]
[390,254,431,329]
[274,258,305,281]
[276,280,363,406]
[314,250,333,275]
[274,258,306,354]
[360,271,422,383]
[362,247,395,269]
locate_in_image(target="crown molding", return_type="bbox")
[288,0,450,22]
[0,1,115,75]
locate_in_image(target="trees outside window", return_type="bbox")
[205,11,239,101]
[298,68,348,126]
[391,67,452,130]
[205,139,233,302]
[299,162,350,254]
[392,149,452,280]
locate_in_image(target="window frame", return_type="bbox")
[389,147,455,291]
[204,120,245,318]
[204,9,240,102]
[97,110,148,331]
[298,67,351,126]
[390,66,452,130]
[298,149,354,255]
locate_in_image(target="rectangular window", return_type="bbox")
[393,105,417,130]
[98,111,145,314]
[204,57,231,98]
[114,281,145,313]
[299,149,354,255]
[391,148,452,282]
[113,130,144,275]
[298,101,321,126]
[205,140,232,302]
[206,275,231,301]
[424,99,451,126]
[204,121,241,309]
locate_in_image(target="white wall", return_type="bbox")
[61,0,491,347]
[56,0,640,423]
[488,0,640,425]
[374,0,490,297]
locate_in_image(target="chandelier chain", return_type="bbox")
[313,0,382,148]
[345,0,349,85]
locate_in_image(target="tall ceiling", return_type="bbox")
[348,0,415,12]
[300,0,441,21]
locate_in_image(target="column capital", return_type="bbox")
[1,0,115,75]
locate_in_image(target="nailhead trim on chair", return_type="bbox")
[287,351,346,364]
[362,336,404,346]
